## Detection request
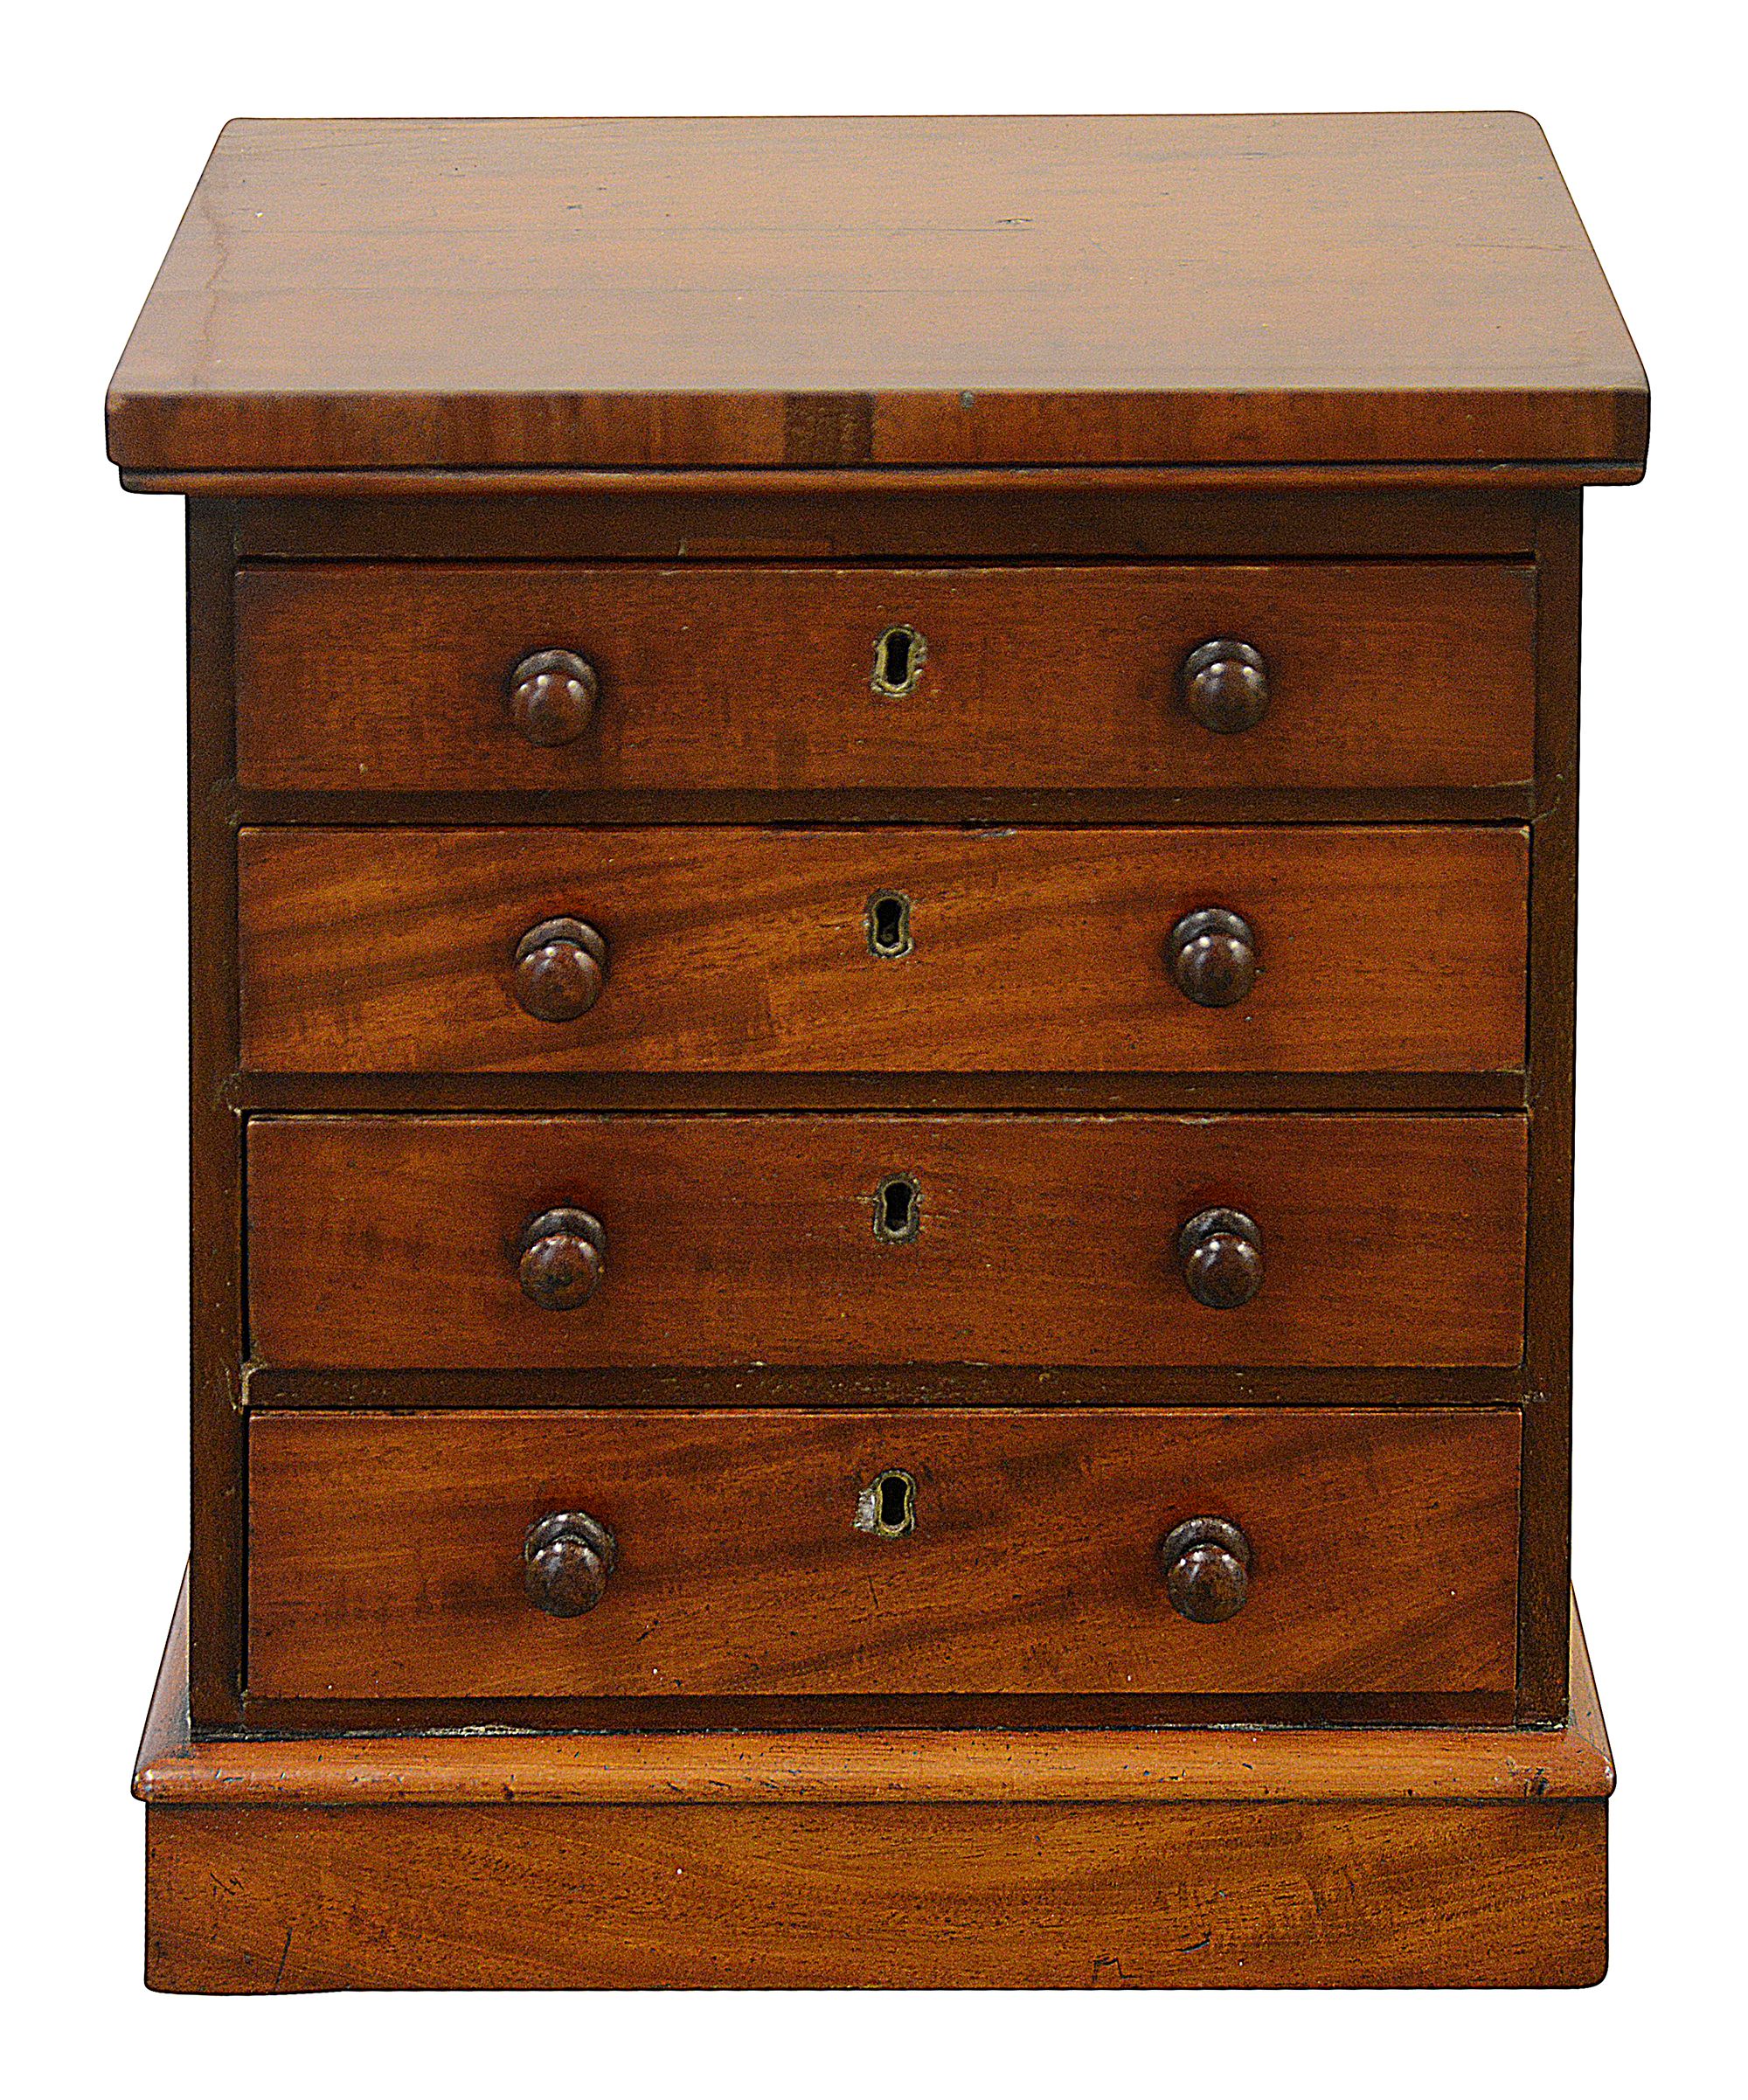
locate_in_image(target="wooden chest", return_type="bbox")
[114,112,1643,1990]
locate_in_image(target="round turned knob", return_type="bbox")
[513,918,608,1022]
[517,1207,607,1310]
[1177,1206,1264,1309]
[507,648,599,747]
[1181,639,1270,733]
[524,1510,618,1617]
[1169,906,1258,1008]
[1159,1516,1252,1623]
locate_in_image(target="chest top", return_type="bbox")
[107,112,1647,481]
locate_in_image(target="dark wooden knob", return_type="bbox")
[1181,639,1270,733]
[1169,907,1258,1007]
[1178,1207,1263,1309]
[513,918,607,1022]
[517,1207,607,1310]
[1159,1516,1252,1623]
[524,1510,618,1617]
[508,648,599,746]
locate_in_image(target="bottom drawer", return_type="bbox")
[246,1409,1520,1702]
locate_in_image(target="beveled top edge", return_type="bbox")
[108,113,1648,477]
[116,459,1648,498]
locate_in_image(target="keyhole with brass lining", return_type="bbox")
[866,890,913,958]
[873,1172,921,1244]
[871,624,927,697]
[857,1468,918,1539]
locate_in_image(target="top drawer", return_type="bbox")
[233,563,1536,794]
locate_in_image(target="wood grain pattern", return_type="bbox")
[169,485,1564,1727]
[1517,495,1582,1719]
[110,120,1641,1978]
[137,1588,1610,1991]
[244,1113,1530,1369]
[245,1407,1520,1701]
[234,485,1546,562]
[108,114,1647,475]
[232,561,1537,794]
[184,502,246,1729]
[140,1588,1613,1807]
[238,825,1530,1076]
[146,1796,1606,1990]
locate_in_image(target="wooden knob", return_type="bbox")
[513,918,608,1022]
[1181,639,1270,733]
[1169,907,1258,1007]
[1159,1516,1252,1623]
[508,648,599,746]
[517,1207,607,1310]
[524,1510,617,1616]
[1178,1207,1263,1309]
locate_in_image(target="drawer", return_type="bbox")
[232,562,1536,794]
[239,824,1529,1075]
[246,1113,1528,1368]
[246,1407,1522,1701]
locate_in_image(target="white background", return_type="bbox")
[3,1,1743,2089]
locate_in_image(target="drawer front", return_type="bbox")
[239,824,1529,1075]
[246,1114,1528,1368]
[233,562,1536,793]
[246,1407,1522,1701]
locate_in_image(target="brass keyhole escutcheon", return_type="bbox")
[871,624,927,697]
[873,1172,921,1244]
[857,1468,918,1540]
[865,890,913,958]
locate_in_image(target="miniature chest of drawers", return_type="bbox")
[114,113,1646,1992]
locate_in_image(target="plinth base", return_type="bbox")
[137,1593,1611,1991]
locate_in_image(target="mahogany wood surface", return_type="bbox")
[238,824,1529,1076]
[177,487,1571,1726]
[234,485,1546,561]
[185,505,246,1726]
[244,1113,1530,1369]
[133,463,1640,498]
[140,1586,1613,1807]
[233,560,1536,794]
[113,119,1640,1976]
[245,1407,1520,1701]
[146,1796,1606,1991]
[138,1584,1608,1992]
[1518,495,1582,1717]
[242,1363,1528,1414]
[108,114,1646,477]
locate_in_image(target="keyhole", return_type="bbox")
[871,624,927,697]
[873,1172,921,1244]
[866,891,912,958]
[857,1468,918,1540]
